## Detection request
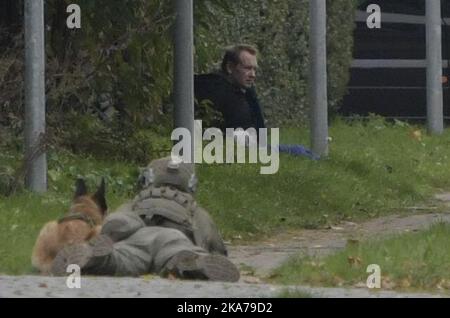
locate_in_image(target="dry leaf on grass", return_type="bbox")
[381,276,397,290]
[347,256,362,267]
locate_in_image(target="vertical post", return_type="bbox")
[24,0,47,192]
[309,0,329,157]
[173,0,195,163]
[426,0,444,135]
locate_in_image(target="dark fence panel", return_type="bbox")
[341,0,450,118]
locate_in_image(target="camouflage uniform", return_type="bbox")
[51,157,239,282]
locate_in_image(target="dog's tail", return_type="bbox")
[31,221,60,274]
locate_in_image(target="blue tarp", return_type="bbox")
[273,144,319,160]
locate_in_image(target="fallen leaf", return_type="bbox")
[347,256,362,267]
[308,261,324,268]
[436,279,450,290]
[243,276,261,284]
[399,278,411,289]
[240,269,255,276]
[353,282,367,288]
[382,277,397,290]
[410,130,422,141]
[333,276,345,286]
[167,273,177,280]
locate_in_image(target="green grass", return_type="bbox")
[0,149,138,274]
[2,116,450,274]
[197,117,450,239]
[271,222,450,292]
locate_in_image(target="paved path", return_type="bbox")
[0,275,446,298]
[229,212,450,279]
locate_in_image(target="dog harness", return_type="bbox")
[57,212,96,228]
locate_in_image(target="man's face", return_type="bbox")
[228,50,258,89]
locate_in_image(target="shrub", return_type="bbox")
[197,0,357,126]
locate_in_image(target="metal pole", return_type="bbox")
[24,0,47,192]
[173,0,194,162]
[309,0,329,157]
[426,0,444,135]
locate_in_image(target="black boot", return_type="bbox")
[163,250,240,282]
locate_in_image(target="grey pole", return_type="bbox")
[426,0,444,135]
[173,0,194,162]
[24,0,47,192]
[309,0,329,157]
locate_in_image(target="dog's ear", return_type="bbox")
[93,178,108,215]
[74,178,88,199]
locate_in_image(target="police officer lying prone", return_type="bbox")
[51,156,240,282]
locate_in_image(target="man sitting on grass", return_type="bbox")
[195,44,265,133]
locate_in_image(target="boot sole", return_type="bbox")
[166,251,240,283]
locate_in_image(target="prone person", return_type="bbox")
[51,156,240,282]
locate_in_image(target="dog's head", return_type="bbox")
[73,178,108,217]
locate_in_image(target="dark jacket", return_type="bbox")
[194,72,265,131]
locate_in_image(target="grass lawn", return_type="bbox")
[2,116,450,275]
[197,117,450,239]
[271,222,450,292]
[0,150,137,274]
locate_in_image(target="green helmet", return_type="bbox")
[138,156,197,193]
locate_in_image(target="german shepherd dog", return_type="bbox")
[31,178,108,274]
